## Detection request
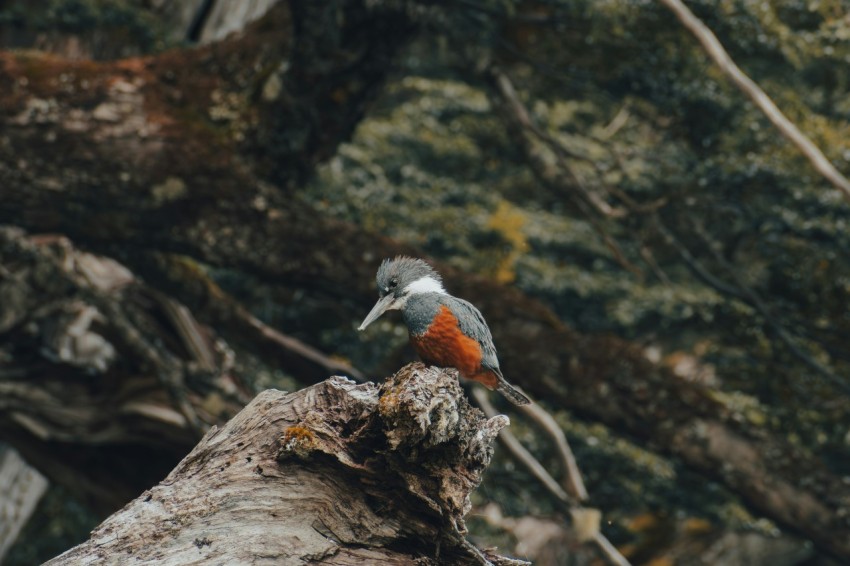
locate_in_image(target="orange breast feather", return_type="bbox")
[411,306,497,388]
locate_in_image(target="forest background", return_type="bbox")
[0,1,849,564]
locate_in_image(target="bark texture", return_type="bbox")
[47,367,523,566]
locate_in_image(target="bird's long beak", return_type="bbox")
[358,294,395,331]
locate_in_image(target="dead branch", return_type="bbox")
[47,367,526,566]
[473,388,572,504]
[140,252,366,383]
[659,0,850,201]
[472,388,629,566]
[487,66,642,277]
[518,401,587,501]
[689,221,850,394]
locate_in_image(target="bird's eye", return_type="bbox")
[389,278,398,289]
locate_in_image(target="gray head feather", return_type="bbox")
[376,256,442,298]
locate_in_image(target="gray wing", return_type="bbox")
[442,296,501,373]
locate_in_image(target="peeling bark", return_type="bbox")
[47,368,525,566]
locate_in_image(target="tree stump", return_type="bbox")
[47,364,526,565]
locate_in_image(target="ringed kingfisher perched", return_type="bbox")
[358,256,531,406]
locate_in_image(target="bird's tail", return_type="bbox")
[496,376,532,406]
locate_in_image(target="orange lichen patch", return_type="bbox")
[682,517,713,535]
[278,425,317,459]
[378,389,401,416]
[281,425,315,444]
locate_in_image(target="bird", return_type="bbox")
[358,256,531,406]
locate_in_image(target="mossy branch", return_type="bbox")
[660,0,850,201]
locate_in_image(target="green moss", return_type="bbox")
[1,0,173,56]
[269,1,850,551]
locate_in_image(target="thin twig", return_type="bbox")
[488,67,643,277]
[518,401,588,501]
[653,220,748,300]
[236,305,366,382]
[471,388,631,566]
[598,105,631,140]
[659,0,850,201]
[689,221,850,395]
[473,388,572,503]
[638,244,672,286]
[490,68,629,219]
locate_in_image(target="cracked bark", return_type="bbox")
[46,367,524,566]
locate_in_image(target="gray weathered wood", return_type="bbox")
[46,366,526,565]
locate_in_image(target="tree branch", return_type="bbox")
[518,401,588,502]
[659,0,850,201]
[689,221,850,394]
[139,252,366,383]
[472,388,629,566]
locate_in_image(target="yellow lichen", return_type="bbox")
[486,200,530,284]
[163,255,228,302]
[378,389,400,416]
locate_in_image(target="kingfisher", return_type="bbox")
[358,256,531,406]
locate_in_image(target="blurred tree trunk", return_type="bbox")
[1,0,849,562]
[0,227,247,514]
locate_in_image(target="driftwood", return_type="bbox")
[47,366,524,566]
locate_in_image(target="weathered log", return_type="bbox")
[47,366,525,566]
